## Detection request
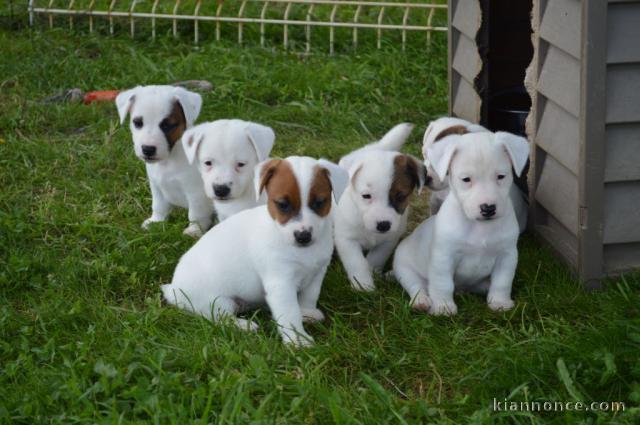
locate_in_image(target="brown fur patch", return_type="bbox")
[259,159,301,224]
[434,125,469,142]
[308,166,333,217]
[161,101,187,150]
[389,155,421,214]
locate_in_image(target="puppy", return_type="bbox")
[334,123,426,291]
[182,119,276,221]
[162,156,348,347]
[116,85,213,238]
[393,131,529,315]
[422,117,528,232]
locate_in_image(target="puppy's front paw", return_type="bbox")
[350,274,375,292]
[283,332,314,348]
[429,300,458,316]
[183,223,204,239]
[142,217,163,229]
[410,292,431,312]
[301,308,325,323]
[488,298,515,312]
[235,318,260,332]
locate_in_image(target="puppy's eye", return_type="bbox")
[160,119,177,133]
[462,177,471,183]
[275,199,291,213]
[204,160,213,167]
[132,117,143,129]
[497,174,506,180]
[310,197,326,212]
[362,194,372,200]
[237,162,246,168]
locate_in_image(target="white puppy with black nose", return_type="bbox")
[162,156,348,347]
[393,131,529,315]
[115,85,214,238]
[334,123,426,291]
[182,119,275,221]
[422,116,528,232]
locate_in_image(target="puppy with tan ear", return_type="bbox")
[182,119,275,222]
[115,85,213,238]
[334,123,426,291]
[162,156,348,347]
[393,131,530,315]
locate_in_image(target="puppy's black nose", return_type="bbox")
[294,230,313,246]
[213,185,231,198]
[480,203,496,218]
[376,221,391,233]
[141,145,157,157]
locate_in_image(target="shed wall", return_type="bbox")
[602,0,640,273]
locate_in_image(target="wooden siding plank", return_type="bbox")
[540,0,582,59]
[607,2,640,63]
[605,123,640,182]
[533,204,579,268]
[537,45,581,117]
[536,155,579,235]
[604,243,640,274]
[606,64,640,123]
[451,0,482,40]
[452,32,482,84]
[603,182,640,244]
[451,73,482,122]
[536,98,580,173]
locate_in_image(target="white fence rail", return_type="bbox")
[28,0,447,52]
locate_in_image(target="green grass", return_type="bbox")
[1,24,639,424]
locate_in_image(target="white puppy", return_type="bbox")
[182,119,276,221]
[393,131,529,315]
[162,156,348,347]
[422,117,528,232]
[116,85,214,238]
[334,123,426,291]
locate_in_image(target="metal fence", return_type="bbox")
[28,0,447,53]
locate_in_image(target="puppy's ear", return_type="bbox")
[426,136,460,182]
[181,126,205,164]
[346,160,364,187]
[394,154,428,195]
[254,159,281,200]
[495,132,529,177]
[246,123,275,162]
[115,87,139,124]
[172,87,202,127]
[318,159,349,202]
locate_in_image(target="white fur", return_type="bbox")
[334,123,424,291]
[115,85,213,237]
[162,156,348,347]
[393,131,529,315]
[422,117,528,232]
[182,119,276,222]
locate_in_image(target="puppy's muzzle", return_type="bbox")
[213,184,231,199]
[294,230,313,247]
[141,145,157,161]
[480,203,496,219]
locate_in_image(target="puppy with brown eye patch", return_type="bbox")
[115,85,214,238]
[162,156,348,347]
[334,123,426,292]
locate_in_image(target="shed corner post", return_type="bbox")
[578,0,608,289]
[447,0,454,116]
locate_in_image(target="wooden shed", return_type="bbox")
[447,0,640,286]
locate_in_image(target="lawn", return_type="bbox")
[1,12,639,424]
